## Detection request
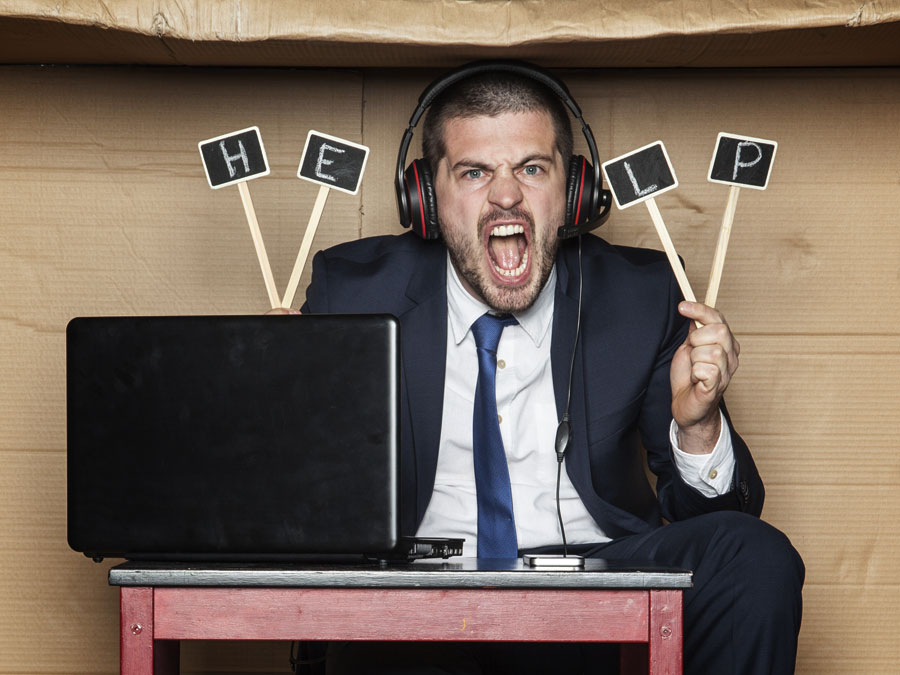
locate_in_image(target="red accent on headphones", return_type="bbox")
[574,156,586,225]
[411,162,427,239]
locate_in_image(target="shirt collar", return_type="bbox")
[446,251,555,348]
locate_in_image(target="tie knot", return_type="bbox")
[471,313,517,353]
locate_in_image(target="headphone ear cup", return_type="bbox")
[403,159,441,240]
[418,161,440,238]
[565,154,596,228]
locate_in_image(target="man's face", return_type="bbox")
[434,110,567,313]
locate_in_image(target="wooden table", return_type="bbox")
[109,559,691,675]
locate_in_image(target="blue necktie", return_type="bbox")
[471,313,518,559]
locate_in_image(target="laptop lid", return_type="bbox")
[66,314,399,560]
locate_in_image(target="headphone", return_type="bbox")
[396,61,612,240]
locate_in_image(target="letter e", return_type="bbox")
[315,143,346,182]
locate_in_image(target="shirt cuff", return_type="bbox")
[669,411,736,498]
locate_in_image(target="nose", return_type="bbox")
[488,169,524,210]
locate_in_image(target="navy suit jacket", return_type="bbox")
[302,232,763,540]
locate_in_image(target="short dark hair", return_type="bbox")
[421,71,574,170]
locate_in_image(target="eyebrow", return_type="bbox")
[450,153,555,172]
[451,159,492,172]
[516,153,554,167]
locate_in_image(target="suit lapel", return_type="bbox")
[398,247,448,527]
[551,249,579,421]
[550,244,588,469]
[552,239,653,538]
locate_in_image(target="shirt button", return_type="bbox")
[497,359,506,369]
[498,414,503,424]
[708,468,718,480]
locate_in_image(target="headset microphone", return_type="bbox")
[554,417,571,462]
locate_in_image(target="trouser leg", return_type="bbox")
[584,511,805,675]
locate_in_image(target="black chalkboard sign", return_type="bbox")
[708,133,777,190]
[198,126,270,190]
[601,141,678,209]
[297,131,370,195]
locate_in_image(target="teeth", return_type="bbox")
[490,224,525,237]
[493,249,529,277]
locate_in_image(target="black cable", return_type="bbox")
[568,235,584,418]
[554,235,584,558]
[556,459,568,557]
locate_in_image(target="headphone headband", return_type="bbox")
[410,61,582,126]
[396,60,610,238]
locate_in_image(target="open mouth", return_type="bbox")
[486,223,530,281]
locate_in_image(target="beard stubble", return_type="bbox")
[441,206,560,313]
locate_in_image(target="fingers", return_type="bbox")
[689,320,736,355]
[679,301,725,327]
[689,339,738,377]
[678,302,740,389]
[681,303,739,358]
[688,345,731,394]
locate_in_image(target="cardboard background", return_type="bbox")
[1,64,899,673]
[2,0,900,66]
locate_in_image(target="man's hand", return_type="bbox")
[670,301,740,454]
[265,307,301,315]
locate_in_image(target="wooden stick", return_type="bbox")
[237,181,281,310]
[645,197,697,303]
[281,184,330,309]
[644,197,701,328]
[704,185,741,308]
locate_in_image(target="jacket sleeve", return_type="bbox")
[642,271,765,521]
[299,250,329,314]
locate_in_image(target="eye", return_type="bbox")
[522,165,542,176]
[465,169,483,180]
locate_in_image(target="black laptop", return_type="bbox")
[66,314,415,561]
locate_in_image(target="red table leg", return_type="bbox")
[648,589,682,675]
[120,588,179,675]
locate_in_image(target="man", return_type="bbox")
[300,67,804,674]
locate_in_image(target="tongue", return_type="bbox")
[489,235,526,270]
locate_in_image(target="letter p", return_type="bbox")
[733,141,762,180]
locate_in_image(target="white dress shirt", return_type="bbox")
[415,255,735,555]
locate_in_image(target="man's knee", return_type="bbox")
[679,512,803,673]
[699,511,805,594]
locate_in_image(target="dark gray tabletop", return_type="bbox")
[109,558,692,589]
